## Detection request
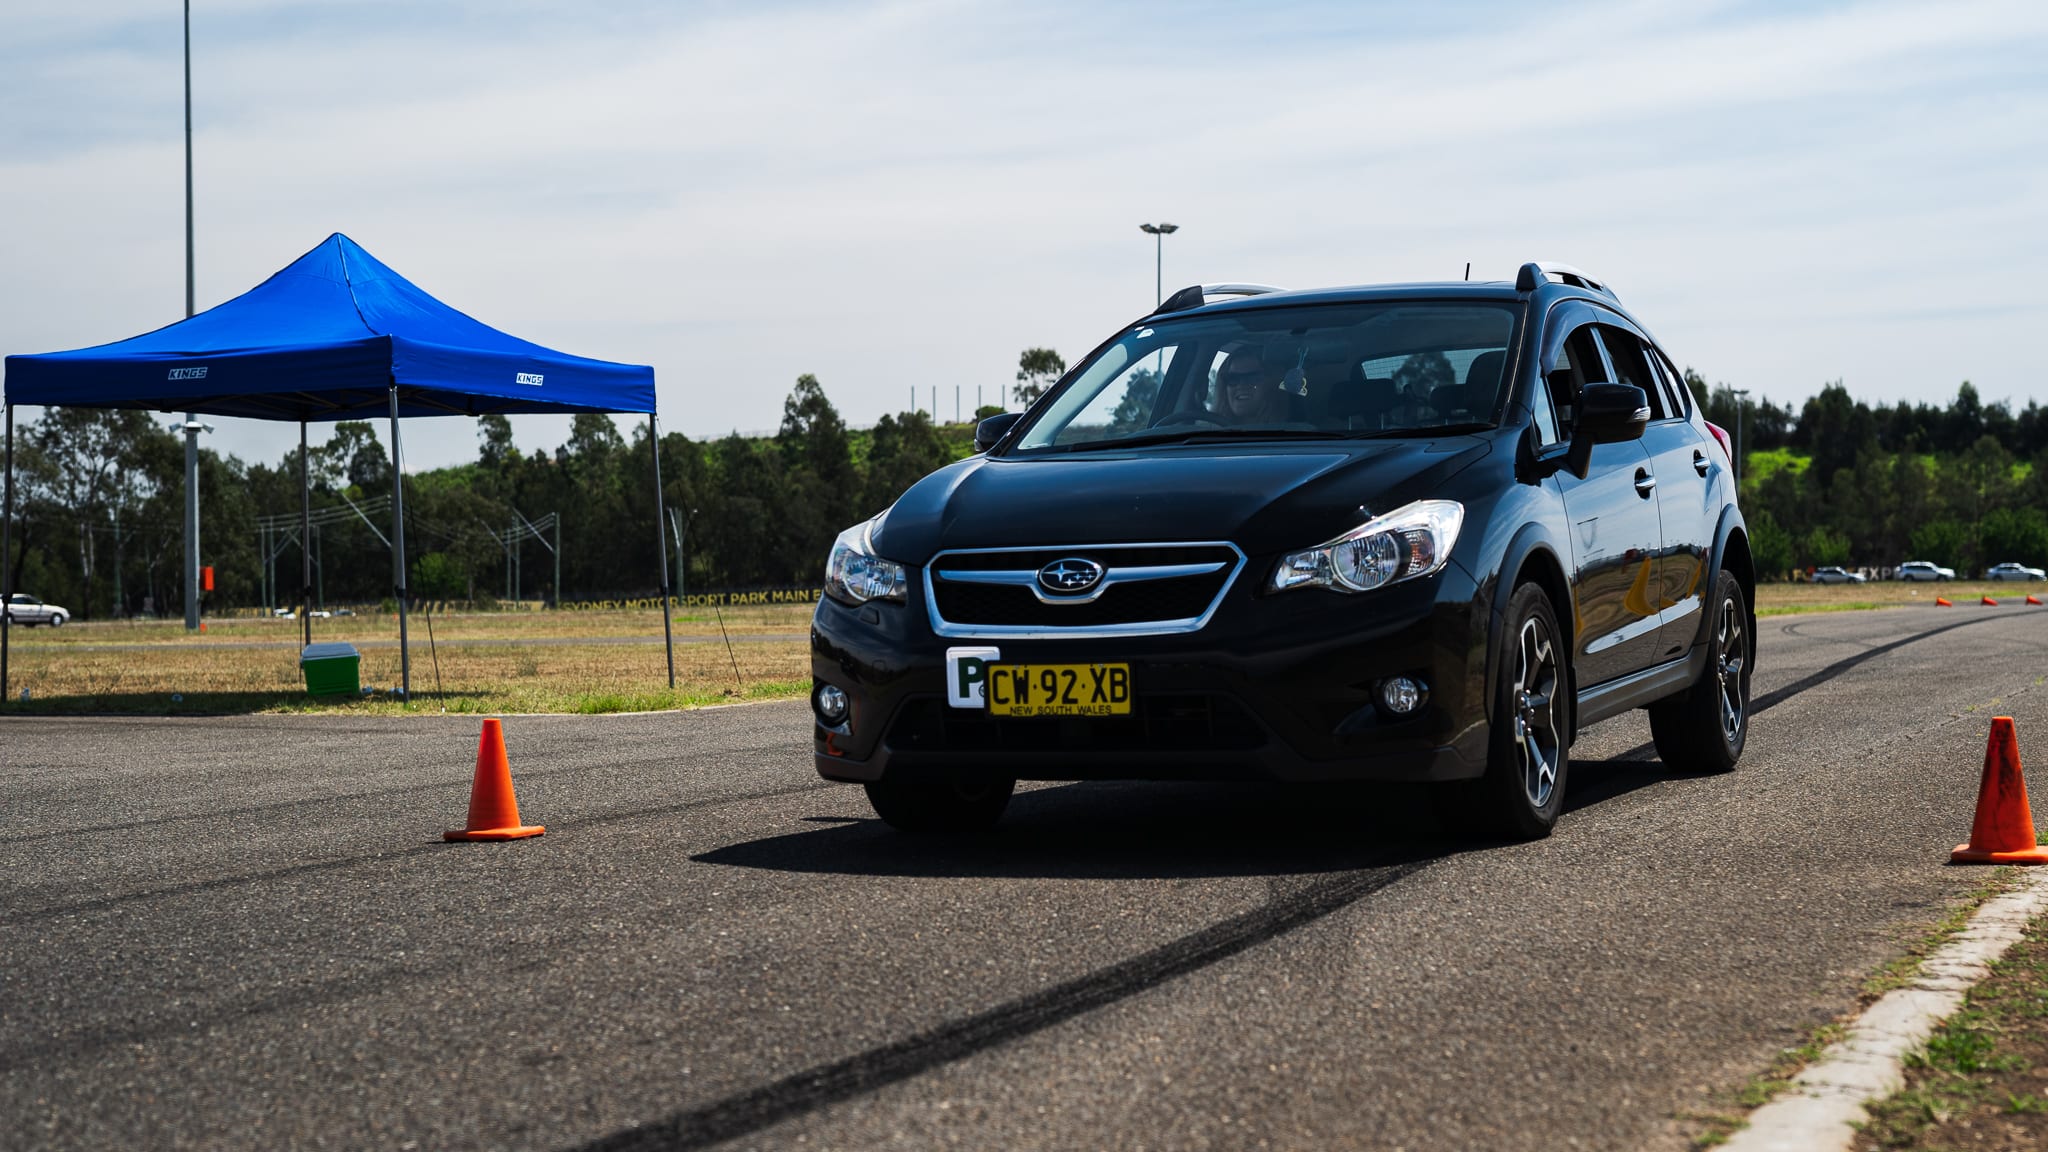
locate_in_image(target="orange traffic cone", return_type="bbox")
[2029,595,2042,606]
[1951,717,2048,864]
[1935,597,1953,606]
[444,718,545,841]
[1983,595,2000,606]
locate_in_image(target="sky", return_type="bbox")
[3,0,2046,472]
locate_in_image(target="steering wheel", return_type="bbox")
[1151,410,1224,430]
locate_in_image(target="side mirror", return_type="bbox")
[974,411,1023,453]
[1563,383,1650,479]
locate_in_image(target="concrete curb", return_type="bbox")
[1721,866,2048,1151]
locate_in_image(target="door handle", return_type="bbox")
[1634,468,1657,498]
[1693,450,1710,477]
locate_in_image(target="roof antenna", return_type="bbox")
[1464,262,1471,281]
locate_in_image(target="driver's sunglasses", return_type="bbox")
[1222,369,1263,389]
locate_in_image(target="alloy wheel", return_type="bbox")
[1715,596,1746,742]
[1514,617,1562,808]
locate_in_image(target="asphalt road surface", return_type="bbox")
[4,606,2044,1150]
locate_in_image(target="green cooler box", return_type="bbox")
[300,642,362,696]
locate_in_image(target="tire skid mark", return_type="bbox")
[572,612,2034,1151]
[9,612,2022,1137]
[0,950,481,1075]
[1611,613,2018,762]
[0,782,832,926]
[570,858,1431,1152]
[0,744,810,846]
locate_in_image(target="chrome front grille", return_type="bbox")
[924,542,1245,638]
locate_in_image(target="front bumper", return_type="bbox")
[810,560,1491,784]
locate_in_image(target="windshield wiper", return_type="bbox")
[1180,428,1352,442]
[1344,422,1495,439]
[1051,427,1350,453]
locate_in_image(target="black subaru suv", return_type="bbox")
[810,263,1753,839]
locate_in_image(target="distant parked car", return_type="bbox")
[4,593,69,627]
[272,607,297,618]
[1811,566,1866,584]
[1986,563,2047,582]
[1897,561,1956,582]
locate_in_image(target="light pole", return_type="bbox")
[1139,222,1178,306]
[1730,389,1750,486]
[182,1,200,631]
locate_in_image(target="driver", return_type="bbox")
[1217,347,1290,424]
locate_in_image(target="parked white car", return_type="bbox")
[4,593,70,627]
[1811,566,1866,584]
[1896,561,1956,582]
[1986,562,2047,582]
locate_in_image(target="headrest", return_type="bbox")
[1324,373,1394,417]
[1464,350,1506,395]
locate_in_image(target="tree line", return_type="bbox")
[2,374,975,620]
[1686,375,2048,577]
[6,362,2045,620]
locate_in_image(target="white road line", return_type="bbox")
[1721,867,2048,1152]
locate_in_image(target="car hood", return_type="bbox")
[873,436,1493,561]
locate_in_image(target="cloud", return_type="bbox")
[3,0,2046,470]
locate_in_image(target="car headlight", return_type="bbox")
[824,514,908,606]
[1269,499,1464,594]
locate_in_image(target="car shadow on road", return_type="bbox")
[695,755,1679,881]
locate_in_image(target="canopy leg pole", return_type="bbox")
[185,412,200,631]
[3,403,14,705]
[300,419,311,650]
[388,387,410,699]
[649,414,675,691]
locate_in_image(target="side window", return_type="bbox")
[1647,347,1691,417]
[1527,372,1562,447]
[1548,323,1607,427]
[1595,326,1669,420]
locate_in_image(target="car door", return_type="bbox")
[8,594,46,624]
[1597,323,1717,662]
[1543,317,1666,686]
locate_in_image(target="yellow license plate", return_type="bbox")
[987,663,1132,717]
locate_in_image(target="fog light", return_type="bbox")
[815,683,849,725]
[1378,676,1427,716]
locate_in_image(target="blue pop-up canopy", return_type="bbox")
[0,233,676,701]
[2,232,654,420]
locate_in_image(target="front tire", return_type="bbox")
[1648,570,1750,774]
[48,614,65,628]
[864,769,1015,834]
[1440,582,1571,840]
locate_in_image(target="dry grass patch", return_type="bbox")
[1853,912,2048,1150]
[1755,582,2043,615]
[9,604,813,647]
[1,632,809,715]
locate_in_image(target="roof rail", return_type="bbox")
[1515,261,1616,299]
[1151,283,1287,316]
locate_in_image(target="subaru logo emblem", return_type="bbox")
[1037,558,1104,594]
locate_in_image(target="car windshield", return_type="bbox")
[1010,300,1519,452]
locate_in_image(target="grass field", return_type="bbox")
[2,584,2039,715]
[1753,579,2044,615]
[0,605,812,716]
